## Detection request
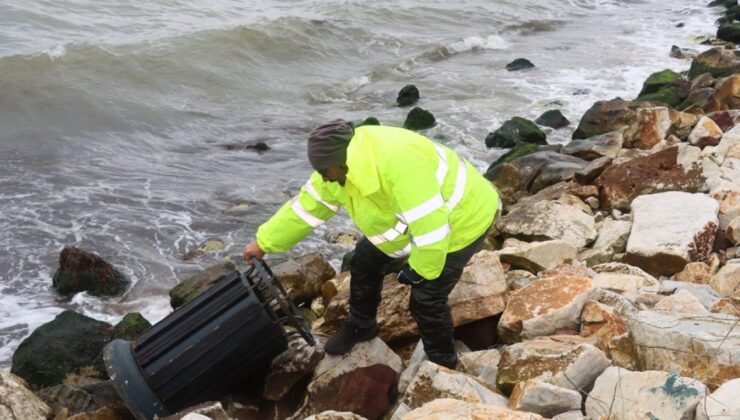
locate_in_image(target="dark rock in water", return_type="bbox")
[718,22,740,42]
[221,142,270,152]
[170,260,237,309]
[638,69,681,96]
[708,0,738,9]
[52,247,129,297]
[396,84,420,107]
[506,58,535,71]
[636,86,682,107]
[535,109,570,129]
[246,142,270,152]
[485,117,547,148]
[573,88,590,95]
[356,116,380,127]
[707,0,737,9]
[688,47,740,79]
[11,311,112,388]
[183,239,225,261]
[403,107,436,131]
[676,22,685,28]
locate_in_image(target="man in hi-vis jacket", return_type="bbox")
[243,119,498,369]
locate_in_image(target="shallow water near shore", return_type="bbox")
[0,0,719,366]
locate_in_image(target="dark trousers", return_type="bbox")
[347,230,488,368]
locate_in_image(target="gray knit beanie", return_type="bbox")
[307,119,354,170]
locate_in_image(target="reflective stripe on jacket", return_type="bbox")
[256,125,499,279]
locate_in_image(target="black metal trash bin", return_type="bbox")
[104,260,314,420]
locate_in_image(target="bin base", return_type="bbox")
[104,339,169,420]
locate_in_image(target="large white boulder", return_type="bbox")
[625,310,740,389]
[586,367,706,420]
[695,377,740,420]
[625,192,719,276]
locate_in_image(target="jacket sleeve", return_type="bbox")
[256,172,341,253]
[385,152,451,280]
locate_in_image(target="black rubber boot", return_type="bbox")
[324,321,380,355]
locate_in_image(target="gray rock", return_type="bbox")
[397,340,470,395]
[660,280,721,309]
[497,200,597,248]
[508,380,582,418]
[562,130,624,160]
[497,240,577,273]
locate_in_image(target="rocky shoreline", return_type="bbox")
[3,1,740,419]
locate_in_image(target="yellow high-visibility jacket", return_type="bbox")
[256,125,499,280]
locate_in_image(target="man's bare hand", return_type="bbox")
[243,240,265,265]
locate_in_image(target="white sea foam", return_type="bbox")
[0,296,63,368]
[42,44,66,60]
[446,34,509,54]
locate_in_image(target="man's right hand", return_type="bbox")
[243,240,265,265]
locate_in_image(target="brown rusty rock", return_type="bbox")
[595,146,705,211]
[710,298,739,315]
[273,252,336,303]
[310,364,397,420]
[498,275,594,343]
[672,261,716,284]
[579,300,628,344]
[706,74,740,112]
[630,107,671,149]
